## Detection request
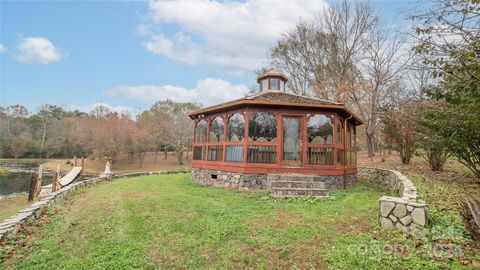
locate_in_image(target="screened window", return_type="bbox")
[308,147,334,165]
[195,120,207,143]
[351,151,357,165]
[270,78,279,90]
[248,112,277,141]
[283,117,301,161]
[307,114,333,144]
[208,146,223,161]
[193,146,206,160]
[353,126,357,148]
[261,79,268,91]
[227,113,245,142]
[280,80,285,91]
[337,117,343,144]
[226,145,244,162]
[337,149,344,165]
[347,124,352,147]
[247,146,276,164]
[209,117,224,142]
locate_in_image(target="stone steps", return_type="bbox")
[271,194,330,199]
[270,181,325,189]
[271,187,329,198]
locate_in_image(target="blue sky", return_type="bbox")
[0,0,409,115]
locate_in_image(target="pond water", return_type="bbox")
[0,161,53,196]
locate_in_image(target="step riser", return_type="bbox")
[271,195,330,199]
[270,182,325,189]
[271,189,329,197]
[268,176,318,182]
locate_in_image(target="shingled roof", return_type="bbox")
[246,91,341,105]
[256,69,288,83]
[188,90,363,125]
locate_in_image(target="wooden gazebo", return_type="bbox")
[188,69,362,198]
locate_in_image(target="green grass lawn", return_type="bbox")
[1,174,477,269]
[0,195,30,222]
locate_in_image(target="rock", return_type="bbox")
[407,205,414,211]
[395,222,407,232]
[388,214,398,222]
[393,203,407,218]
[380,201,396,217]
[380,217,394,230]
[411,207,427,226]
[399,215,412,226]
[34,209,43,218]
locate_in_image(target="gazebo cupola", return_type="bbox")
[257,69,288,92]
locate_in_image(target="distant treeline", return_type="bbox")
[0,100,199,166]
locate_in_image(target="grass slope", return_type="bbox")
[0,196,30,222]
[1,174,477,269]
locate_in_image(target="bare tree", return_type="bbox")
[268,1,411,157]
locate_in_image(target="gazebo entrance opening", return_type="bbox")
[282,116,302,167]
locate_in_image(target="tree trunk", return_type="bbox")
[139,152,145,168]
[154,150,158,164]
[366,132,375,157]
[177,150,184,165]
[39,119,47,158]
[164,147,168,159]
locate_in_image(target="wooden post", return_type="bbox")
[81,156,85,168]
[28,172,37,202]
[52,163,60,192]
[35,165,43,197]
[74,155,77,166]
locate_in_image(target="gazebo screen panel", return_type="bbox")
[193,146,206,160]
[193,120,208,160]
[225,113,245,163]
[192,109,358,168]
[247,112,277,164]
[306,113,334,165]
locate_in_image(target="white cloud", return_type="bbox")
[141,0,327,75]
[0,44,7,53]
[104,78,250,107]
[16,37,64,64]
[135,24,153,37]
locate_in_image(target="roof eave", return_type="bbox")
[188,100,364,125]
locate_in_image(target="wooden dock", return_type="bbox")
[58,167,83,187]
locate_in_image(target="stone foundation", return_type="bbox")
[359,167,428,231]
[191,169,269,190]
[191,168,356,192]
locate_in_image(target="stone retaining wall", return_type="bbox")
[358,167,428,231]
[0,170,189,240]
